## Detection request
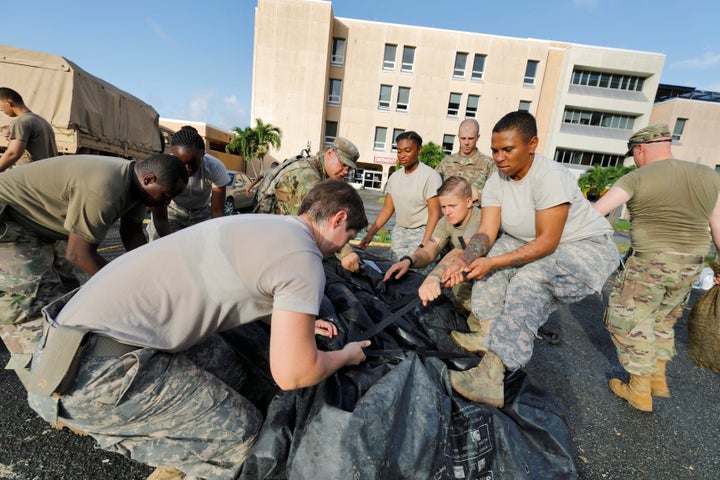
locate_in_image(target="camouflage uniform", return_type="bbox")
[435,150,495,203]
[28,331,261,479]
[605,254,701,375]
[254,154,326,215]
[471,233,619,371]
[0,214,78,326]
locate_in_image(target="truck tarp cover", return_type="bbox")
[226,253,577,479]
[0,44,161,156]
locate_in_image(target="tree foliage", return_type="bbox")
[226,118,282,177]
[418,141,445,169]
[577,165,635,200]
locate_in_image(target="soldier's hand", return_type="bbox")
[341,252,361,273]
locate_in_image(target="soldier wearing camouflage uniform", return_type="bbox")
[253,137,359,216]
[253,136,362,271]
[435,118,495,206]
[26,180,370,480]
[594,124,720,412]
[0,154,187,378]
[430,111,618,408]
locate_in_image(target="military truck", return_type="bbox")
[0,44,163,159]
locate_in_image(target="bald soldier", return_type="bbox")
[435,118,495,206]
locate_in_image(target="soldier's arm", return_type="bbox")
[0,139,26,171]
[65,233,107,276]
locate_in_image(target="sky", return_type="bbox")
[3,0,718,132]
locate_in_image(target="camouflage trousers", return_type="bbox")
[146,204,211,241]
[605,254,701,375]
[28,333,261,479]
[390,225,435,276]
[0,217,78,325]
[471,233,619,370]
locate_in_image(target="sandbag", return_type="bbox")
[225,251,577,479]
[688,262,720,371]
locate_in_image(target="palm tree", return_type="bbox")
[226,126,258,174]
[226,118,282,178]
[252,118,282,169]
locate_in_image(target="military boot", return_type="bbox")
[147,467,186,480]
[650,359,670,398]
[450,315,492,352]
[609,374,652,412]
[450,350,505,407]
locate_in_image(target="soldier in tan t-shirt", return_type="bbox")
[0,154,188,327]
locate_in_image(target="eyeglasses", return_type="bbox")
[627,138,672,150]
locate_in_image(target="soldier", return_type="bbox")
[384,176,480,312]
[435,118,495,205]
[593,124,720,412]
[0,154,188,327]
[0,87,57,170]
[147,125,228,240]
[26,180,370,479]
[432,111,618,408]
[254,136,362,271]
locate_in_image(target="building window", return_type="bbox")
[672,118,687,141]
[562,108,635,131]
[374,127,388,151]
[447,92,462,117]
[554,148,623,168]
[383,44,397,70]
[442,134,455,154]
[518,100,531,112]
[571,69,645,92]
[324,121,338,146]
[378,84,392,110]
[391,128,405,152]
[471,54,486,80]
[466,95,479,118]
[396,87,410,112]
[328,79,342,105]
[453,52,468,78]
[524,60,539,85]
[401,46,415,72]
[331,38,346,66]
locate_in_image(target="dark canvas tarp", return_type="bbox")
[224,252,577,479]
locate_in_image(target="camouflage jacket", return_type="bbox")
[253,153,326,215]
[435,150,496,195]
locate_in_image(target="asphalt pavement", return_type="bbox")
[1,191,718,479]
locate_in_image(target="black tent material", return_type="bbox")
[226,252,577,479]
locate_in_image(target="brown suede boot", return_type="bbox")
[450,315,492,352]
[650,359,670,398]
[609,374,653,412]
[450,351,505,407]
[147,467,186,480]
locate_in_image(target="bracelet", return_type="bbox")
[399,255,414,267]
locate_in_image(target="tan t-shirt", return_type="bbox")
[614,158,720,256]
[11,111,57,161]
[432,206,482,251]
[57,215,325,352]
[0,155,145,242]
[482,155,612,243]
[385,162,442,228]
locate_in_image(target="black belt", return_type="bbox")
[633,251,703,265]
[90,335,141,357]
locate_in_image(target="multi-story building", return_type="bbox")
[252,0,667,189]
[650,85,720,169]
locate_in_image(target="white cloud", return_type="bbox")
[670,51,720,70]
[144,18,180,48]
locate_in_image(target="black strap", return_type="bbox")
[354,296,423,342]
